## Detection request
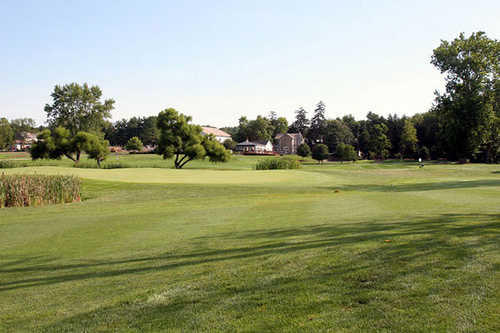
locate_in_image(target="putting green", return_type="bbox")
[2,166,328,185]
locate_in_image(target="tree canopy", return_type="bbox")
[45,83,115,136]
[0,118,14,150]
[156,108,231,169]
[431,31,499,161]
[31,127,109,167]
[312,144,329,163]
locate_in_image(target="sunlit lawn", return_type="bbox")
[0,155,499,332]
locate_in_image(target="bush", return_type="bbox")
[297,143,311,157]
[125,137,144,151]
[0,174,81,208]
[419,146,431,160]
[223,139,237,151]
[312,144,329,163]
[336,143,357,162]
[255,157,301,170]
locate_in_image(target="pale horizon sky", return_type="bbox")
[1,0,499,127]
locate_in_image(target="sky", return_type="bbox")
[1,0,499,128]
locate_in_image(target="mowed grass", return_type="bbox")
[0,157,499,332]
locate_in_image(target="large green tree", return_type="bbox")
[0,118,14,150]
[31,127,109,167]
[289,107,309,136]
[400,119,418,158]
[44,83,115,136]
[156,108,230,169]
[312,144,329,163]
[308,101,327,144]
[431,32,499,161]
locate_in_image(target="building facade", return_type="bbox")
[274,133,304,154]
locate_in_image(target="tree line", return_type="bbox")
[3,31,497,164]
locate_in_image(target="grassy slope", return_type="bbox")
[0,158,499,332]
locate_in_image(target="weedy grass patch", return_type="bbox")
[0,174,81,208]
[255,156,302,170]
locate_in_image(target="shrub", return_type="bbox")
[419,146,431,160]
[125,137,144,151]
[297,143,311,157]
[312,144,329,163]
[255,157,301,170]
[336,143,357,162]
[0,174,81,208]
[223,139,237,151]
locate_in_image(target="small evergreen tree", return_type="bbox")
[125,136,144,151]
[312,144,329,163]
[297,143,311,157]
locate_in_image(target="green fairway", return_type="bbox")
[0,157,499,332]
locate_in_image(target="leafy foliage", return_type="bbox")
[30,127,109,167]
[297,143,312,157]
[0,118,14,150]
[312,144,329,163]
[431,32,499,161]
[336,143,357,162]
[125,136,144,151]
[45,83,114,136]
[156,108,230,169]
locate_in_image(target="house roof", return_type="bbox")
[201,127,231,137]
[236,139,271,146]
[275,132,303,139]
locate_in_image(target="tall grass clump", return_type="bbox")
[74,160,130,169]
[0,160,30,168]
[0,174,81,208]
[255,157,301,170]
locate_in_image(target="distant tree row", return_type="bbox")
[19,31,500,164]
[104,116,159,147]
[224,32,499,163]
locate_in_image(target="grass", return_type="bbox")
[0,174,80,208]
[0,156,499,332]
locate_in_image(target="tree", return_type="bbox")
[297,143,311,157]
[336,143,357,162]
[312,144,329,163]
[223,139,237,151]
[400,119,418,158]
[289,107,309,136]
[125,136,144,151]
[156,108,230,169]
[369,123,391,159]
[10,118,37,139]
[247,116,273,142]
[271,117,288,137]
[0,118,14,150]
[324,119,355,154]
[44,83,115,136]
[308,101,327,144]
[30,127,109,167]
[431,32,499,161]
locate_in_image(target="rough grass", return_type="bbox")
[0,157,499,332]
[0,174,80,208]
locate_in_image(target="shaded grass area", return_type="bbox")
[0,162,499,332]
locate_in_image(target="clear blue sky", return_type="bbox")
[1,0,499,127]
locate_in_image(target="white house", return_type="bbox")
[201,127,232,143]
[235,139,274,153]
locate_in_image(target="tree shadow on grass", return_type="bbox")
[332,179,500,192]
[1,213,498,293]
[26,212,500,332]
